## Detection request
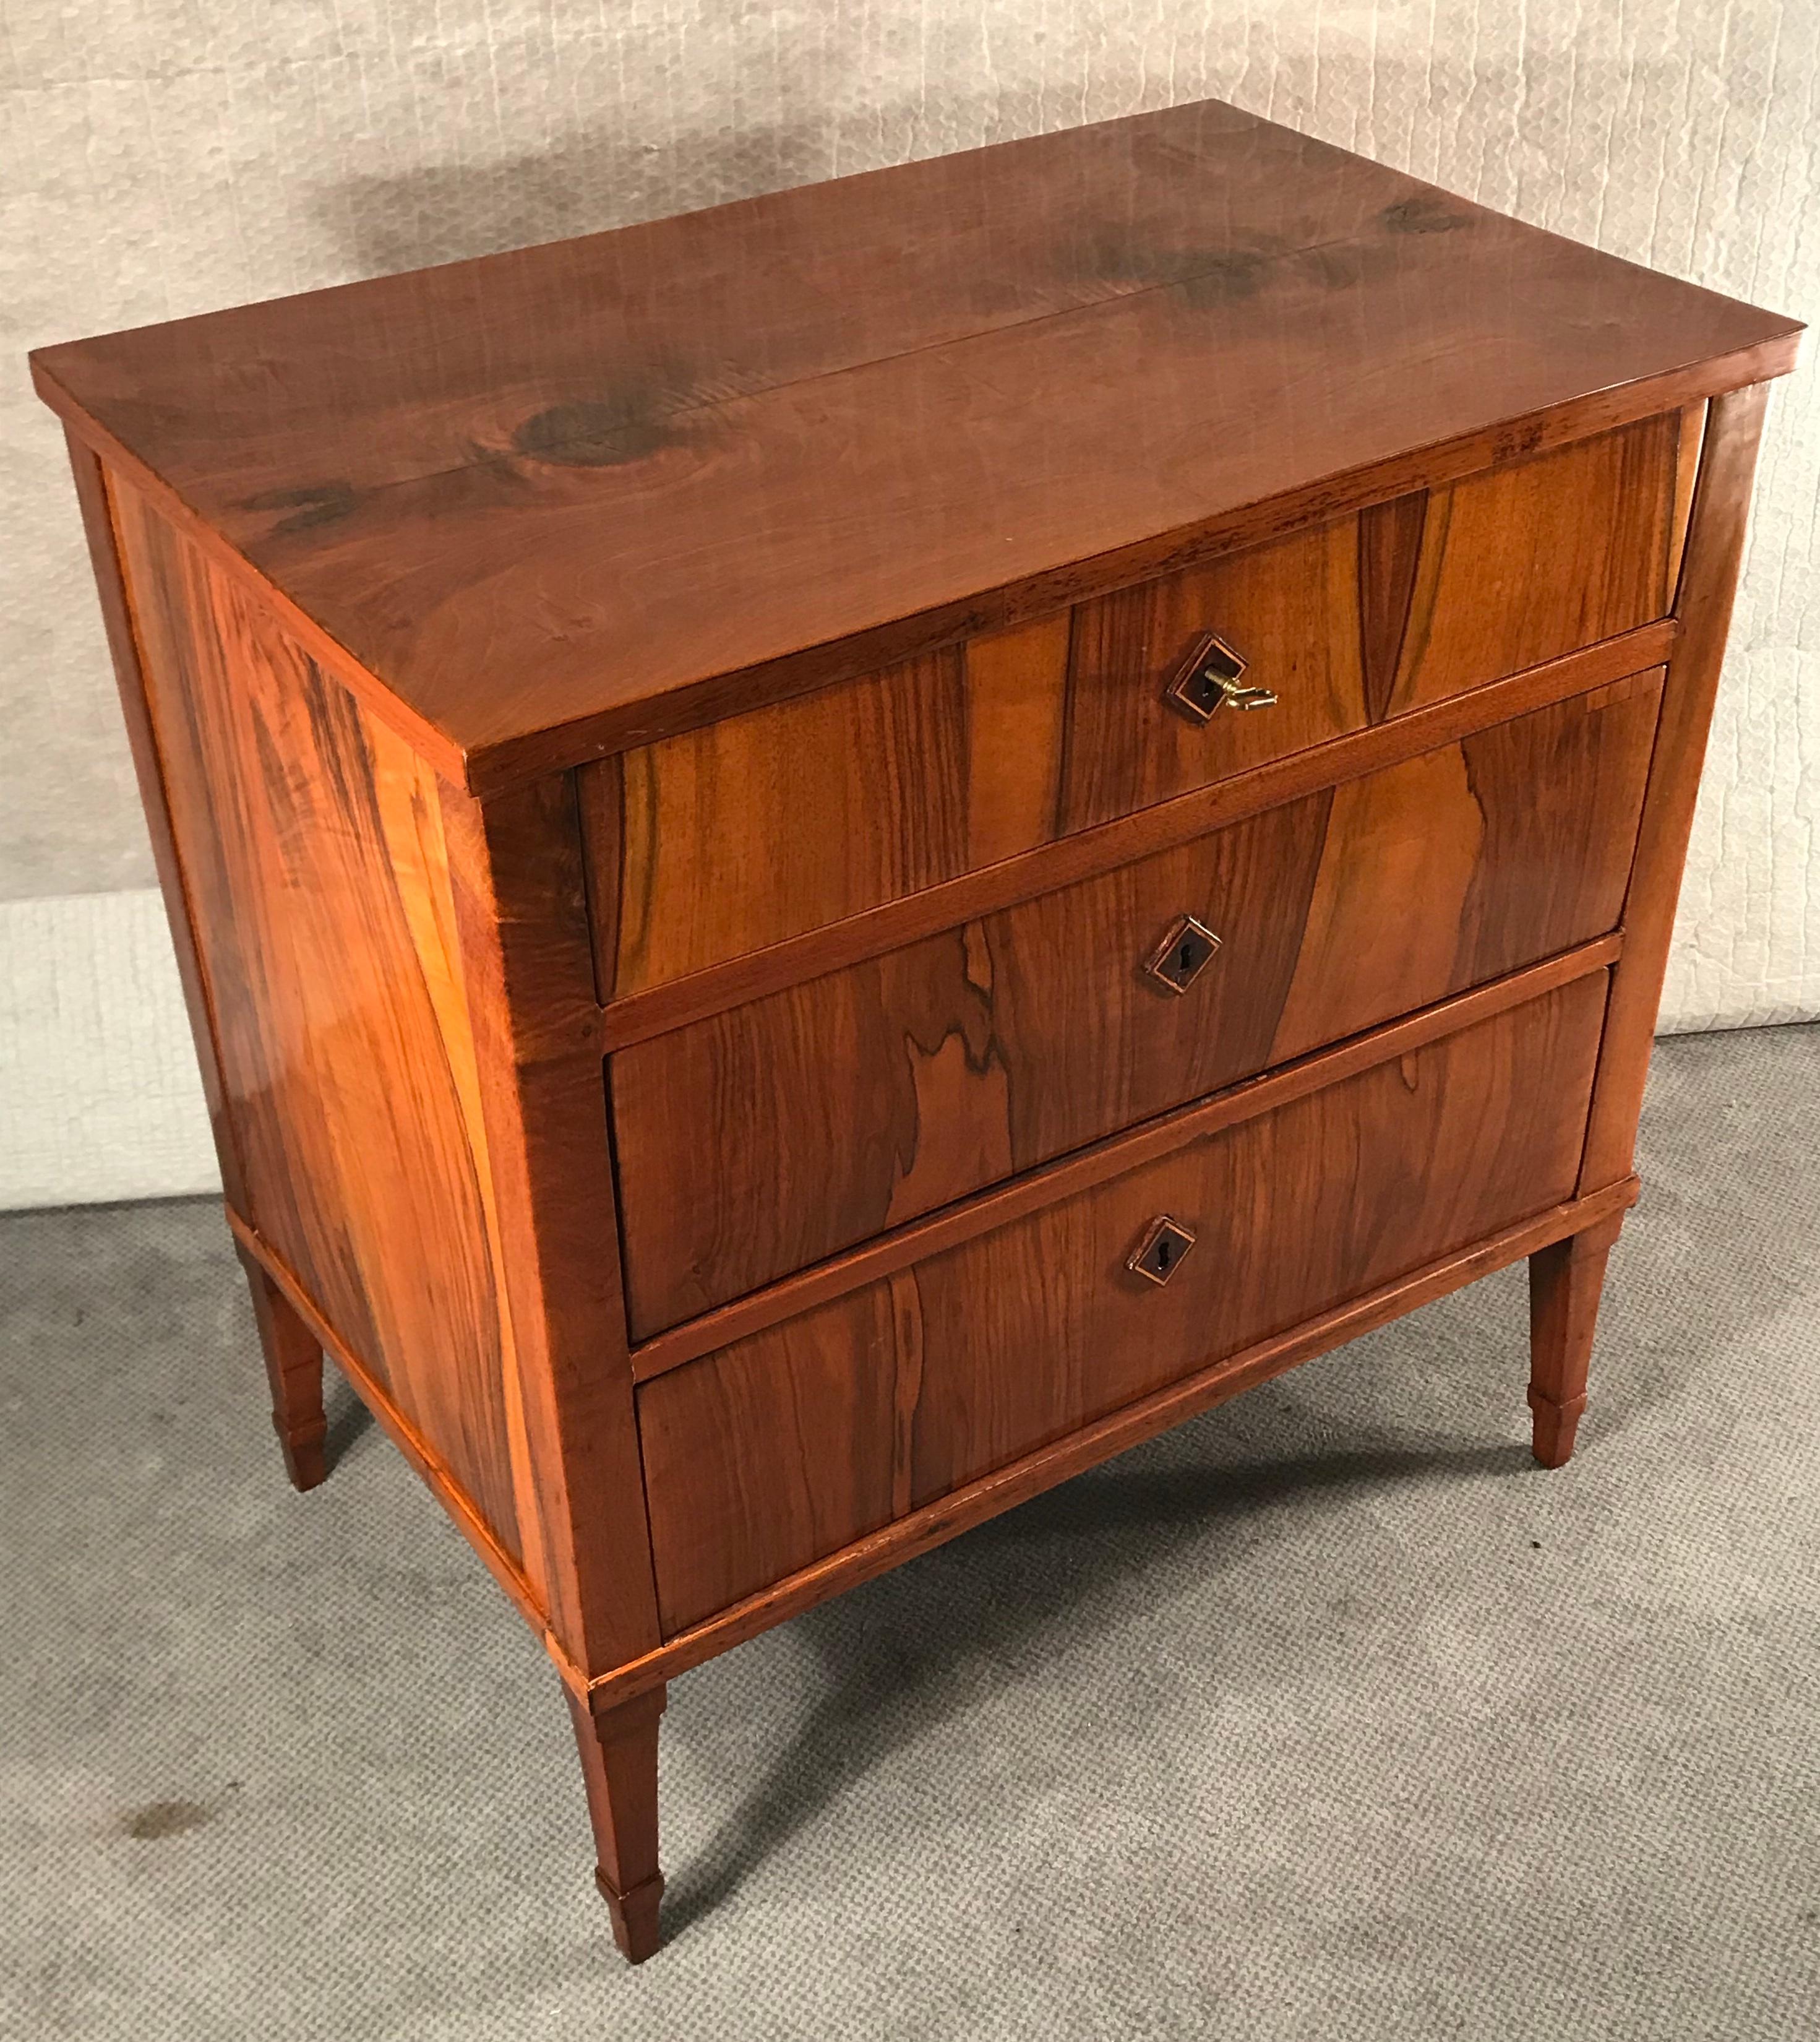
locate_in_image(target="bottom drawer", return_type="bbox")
[637,971,1608,1635]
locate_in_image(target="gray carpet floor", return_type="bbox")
[4,1023,1818,2040]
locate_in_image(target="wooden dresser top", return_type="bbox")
[34,97,1800,790]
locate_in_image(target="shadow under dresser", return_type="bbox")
[32,95,1801,1962]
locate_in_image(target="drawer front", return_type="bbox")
[586,413,1686,997]
[636,973,1608,1634]
[611,670,1660,1337]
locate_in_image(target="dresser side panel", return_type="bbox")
[108,476,522,1553]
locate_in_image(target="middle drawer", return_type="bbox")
[611,668,1660,1338]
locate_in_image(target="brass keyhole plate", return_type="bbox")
[1128,1215,1197,1286]
[1144,913,1222,994]
[1165,629,1250,723]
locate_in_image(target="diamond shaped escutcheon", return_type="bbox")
[1128,1215,1197,1286]
[1144,913,1222,993]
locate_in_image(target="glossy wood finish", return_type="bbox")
[225,1204,552,1639]
[595,1171,1641,1712]
[638,973,1607,1632]
[565,1684,667,1964]
[1579,385,1771,1194]
[613,671,1661,1333]
[433,777,662,1675]
[106,475,522,1553]
[592,419,1680,996]
[1527,1212,1625,1468]
[40,104,1435,519]
[595,622,1675,1054]
[1375,415,1681,714]
[629,939,1622,1385]
[1062,415,1679,821]
[33,103,1796,786]
[40,100,1795,1965]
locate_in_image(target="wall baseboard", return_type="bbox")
[1,885,1814,1214]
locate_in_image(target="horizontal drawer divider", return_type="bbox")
[597,620,1673,1050]
[627,930,1624,1382]
[604,1167,1642,1700]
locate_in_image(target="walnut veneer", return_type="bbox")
[34,96,1799,1963]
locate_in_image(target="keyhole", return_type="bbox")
[1128,1216,1195,1284]
[1146,914,1220,994]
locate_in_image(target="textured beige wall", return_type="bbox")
[2,2,1816,1197]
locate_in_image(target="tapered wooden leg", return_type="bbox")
[565,1683,667,1963]
[234,1241,328,1491]
[1527,1214,1624,1468]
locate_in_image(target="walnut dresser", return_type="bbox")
[34,98,1800,1963]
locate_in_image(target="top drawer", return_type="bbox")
[582,412,1691,997]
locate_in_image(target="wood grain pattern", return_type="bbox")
[599,644,976,996]
[39,103,1401,525]
[1383,411,1681,713]
[595,622,1674,1054]
[435,776,664,1676]
[1270,674,1660,1049]
[38,101,1797,1962]
[108,475,522,1553]
[1357,489,1428,722]
[592,419,1679,996]
[1579,382,1771,1194]
[611,673,1660,1334]
[627,937,1622,1384]
[1052,514,1368,832]
[599,1171,1640,1708]
[638,1289,907,1626]
[226,1207,556,1653]
[638,973,1608,1632]
[33,101,1796,785]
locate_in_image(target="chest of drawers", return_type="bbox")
[35,97,1799,1963]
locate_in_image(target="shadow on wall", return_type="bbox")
[314,93,959,280]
